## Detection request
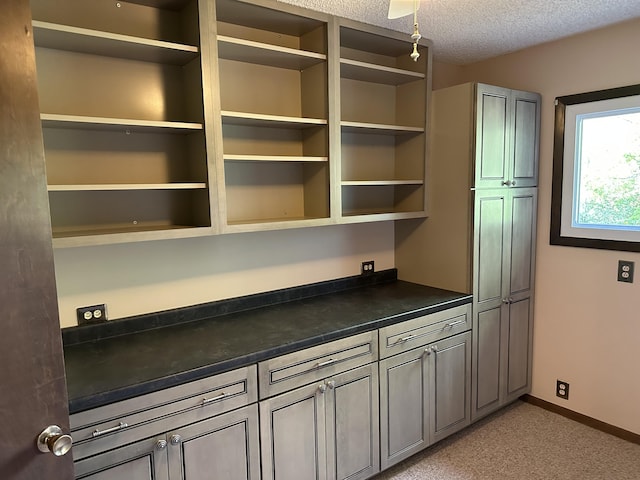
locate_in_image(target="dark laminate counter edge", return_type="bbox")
[64,276,471,414]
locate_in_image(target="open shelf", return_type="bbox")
[340,58,424,85]
[32,0,214,246]
[217,36,326,70]
[41,114,202,134]
[48,183,207,192]
[224,155,327,163]
[222,111,327,129]
[32,20,198,65]
[341,121,424,135]
[341,180,423,186]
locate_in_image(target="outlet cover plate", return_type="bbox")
[618,260,634,283]
[77,304,108,325]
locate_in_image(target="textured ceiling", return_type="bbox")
[276,0,640,64]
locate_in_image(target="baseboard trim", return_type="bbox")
[522,394,640,445]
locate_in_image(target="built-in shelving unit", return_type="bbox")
[214,0,331,232]
[31,0,216,246]
[338,21,430,221]
[31,0,432,244]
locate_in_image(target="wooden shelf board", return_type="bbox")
[340,211,427,221]
[341,121,424,135]
[52,224,214,247]
[48,183,207,192]
[340,58,424,85]
[41,114,203,134]
[221,111,327,128]
[217,35,326,70]
[341,180,424,186]
[223,154,328,162]
[32,20,199,65]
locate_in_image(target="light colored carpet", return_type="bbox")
[373,400,640,480]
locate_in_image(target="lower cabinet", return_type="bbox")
[75,404,260,480]
[259,363,380,480]
[379,331,471,470]
[473,296,533,420]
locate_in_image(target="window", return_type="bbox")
[550,84,640,252]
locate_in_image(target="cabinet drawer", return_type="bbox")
[71,365,257,460]
[258,331,378,398]
[378,304,471,359]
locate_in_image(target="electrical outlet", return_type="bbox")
[556,380,569,400]
[77,304,108,325]
[361,260,374,275]
[617,260,634,283]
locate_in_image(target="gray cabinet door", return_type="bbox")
[379,347,429,469]
[260,381,327,480]
[512,91,540,188]
[74,436,169,480]
[169,405,261,480]
[475,84,510,188]
[431,332,471,443]
[380,331,471,468]
[472,188,537,421]
[475,84,540,189]
[326,364,380,480]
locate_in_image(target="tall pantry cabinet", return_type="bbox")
[395,82,541,421]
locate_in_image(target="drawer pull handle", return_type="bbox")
[317,358,337,368]
[92,422,127,438]
[202,392,228,405]
[444,319,466,329]
[397,334,417,344]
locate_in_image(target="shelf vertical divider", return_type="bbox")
[327,18,342,222]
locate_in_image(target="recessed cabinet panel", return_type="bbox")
[474,308,501,412]
[507,298,531,397]
[383,356,426,462]
[433,340,467,435]
[512,94,540,186]
[476,90,508,182]
[475,194,506,304]
[331,373,377,480]
[510,192,536,295]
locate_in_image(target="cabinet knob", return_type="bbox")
[326,380,336,389]
[156,439,168,451]
[424,347,432,356]
[511,180,517,186]
[170,434,182,445]
[432,345,438,353]
[501,180,512,186]
[318,383,327,393]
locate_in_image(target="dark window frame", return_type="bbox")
[550,83,640,252]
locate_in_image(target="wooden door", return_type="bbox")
[325,364,379,480]
[379,349,429,470]
[172,405,261,480]
[74,436,168,480]
[0,1,73,478]
[431,332,471,443]
[474,84,510,188]
[511,92,541,188]
[260,382,327,480]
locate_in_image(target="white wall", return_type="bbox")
[451,18,640,434]
[54,222,395,328]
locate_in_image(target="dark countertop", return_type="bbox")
[64,276,471,414]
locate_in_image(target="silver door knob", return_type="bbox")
[37,425,73,456]
[170,434,182,445]
[156,439,168,450]
[326,380,336,389]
